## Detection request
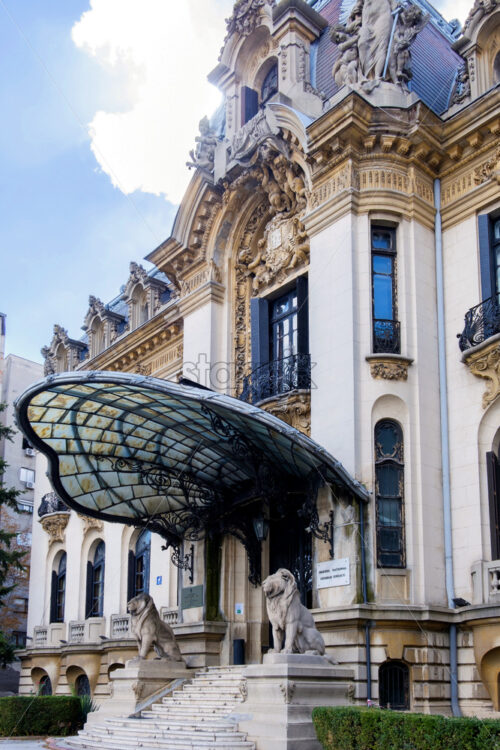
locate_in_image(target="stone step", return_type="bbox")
[84,726,249,742]
[64,737,255,750]
[104,717,238,731]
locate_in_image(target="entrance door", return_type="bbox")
[269,513,312,608]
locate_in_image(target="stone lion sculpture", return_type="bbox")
[263,568,331,657]
[127,593,184,663]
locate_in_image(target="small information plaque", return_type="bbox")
[316,558,350,589]
[181,584,204,610]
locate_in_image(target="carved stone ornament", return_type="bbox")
[239,214,309,294]
[280,680,296,704]
[463,0,498,34]
[474,147,500,185]
[221,0,276,56]
[77,514,104,534]
[463,341,500,408]
[450,61,471,106]
[41,324,87,376]
[331,0,427,92]
[239,680,248,700]
[229,110,281,164]
[261,391,311,435]
[186,116,217,173]
[39,512,70,545]
[366,355,413,381]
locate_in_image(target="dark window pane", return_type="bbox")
[377,466,402,497]
[378,498,401,526]
[376,423,399,458]
[494,218,500,241]
[378,527,401,552]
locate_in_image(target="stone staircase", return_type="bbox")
[59,666,255,750]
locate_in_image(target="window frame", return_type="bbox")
[51,553,67,624]
[375,419,406,569]
[371,226,400,354]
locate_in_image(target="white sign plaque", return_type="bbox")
[316,558,350,589]
[235,602,244,615]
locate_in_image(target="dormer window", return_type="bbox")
[261,63,278,104]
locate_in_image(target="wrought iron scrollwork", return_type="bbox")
[298,475,334,559]
[170,543,194,583]
[239,353,311,404]
[458,295,500,351]
[373,319,401,354]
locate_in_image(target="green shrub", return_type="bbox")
[312,707,500,750]
[0,696,83,737]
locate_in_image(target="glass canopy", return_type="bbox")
[16,372,368,581]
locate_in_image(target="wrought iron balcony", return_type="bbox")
[240,353,311,404]
[373,319,401,354]
[458,295,500,352]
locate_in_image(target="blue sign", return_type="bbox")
[156,575,162,585]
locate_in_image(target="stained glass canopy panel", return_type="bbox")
[15,372,368,535]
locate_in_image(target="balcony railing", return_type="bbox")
[373,319,401,354]
[240,353,311,404]
[458,295,500,352]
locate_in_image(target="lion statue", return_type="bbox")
[263,568,333,659]
[127,593,184,663]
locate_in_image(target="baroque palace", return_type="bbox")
[16,0,500,718]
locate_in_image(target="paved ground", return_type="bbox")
[0,740,53,748]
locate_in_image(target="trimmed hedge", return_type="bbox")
[312,707,500,750]
[0,696,84,737]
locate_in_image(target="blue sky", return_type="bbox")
[0,0,468,364]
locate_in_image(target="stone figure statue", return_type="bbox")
[357,0,395,82]
[186,116,217,172]
[127,593,185,663]
[263,568,328,656]
[331,0,427,92]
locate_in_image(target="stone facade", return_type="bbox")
[18,0,500,719]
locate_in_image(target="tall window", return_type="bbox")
[128,530,151,600]
[375,420,405,568]
[371,227,400,354]
[261,64,278,104]
[379,661,409,710]
[50,553,66,623]
[248,277,309,402]
[487,450,500,560]
[86,541,105,618]
[493,218,500,297]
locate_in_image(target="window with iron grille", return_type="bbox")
[371,227,400,354]
[379,660,410,710]
[375,420,405,568]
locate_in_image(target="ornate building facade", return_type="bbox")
[18,0,500,717]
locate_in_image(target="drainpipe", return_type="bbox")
[434,178,461,717]
[359,500,372,702]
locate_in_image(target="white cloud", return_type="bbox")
[434,0,472,24]
[72,0,233,204]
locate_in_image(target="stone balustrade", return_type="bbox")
[111,614,131,639]
[471,560,500,604]
[68,621,85,644]
[33,626,48,647]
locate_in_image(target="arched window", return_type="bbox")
[38,674,52,696]
[75,674,90,697]
[127,530,151,600]
[90,319,105,358]
[375,420,405,568]
[379,660,409,710]
[494,51,500,84]
[86,541,105,618]
[487,446,500,559]
[50,553,66,623]
[261,63,278,104]
[131,286,149,328]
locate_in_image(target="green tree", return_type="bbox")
[0,403,27,605]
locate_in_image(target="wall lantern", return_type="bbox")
[253,514,269,542]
